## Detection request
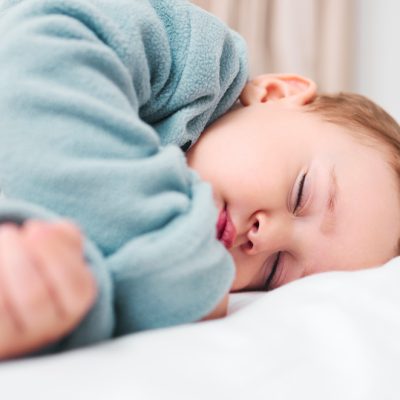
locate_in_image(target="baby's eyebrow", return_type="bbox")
[320,167,338,236]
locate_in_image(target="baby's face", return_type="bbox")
[187,101,400,291]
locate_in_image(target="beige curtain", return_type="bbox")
[192,0,354,92]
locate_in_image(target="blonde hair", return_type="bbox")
[305,93,400,254]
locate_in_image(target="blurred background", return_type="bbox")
[192,0,399,122]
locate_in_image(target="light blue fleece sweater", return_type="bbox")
[0,0,248,353]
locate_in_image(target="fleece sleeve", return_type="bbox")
[0,0,248,335]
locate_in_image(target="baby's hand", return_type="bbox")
[0,220,96,360]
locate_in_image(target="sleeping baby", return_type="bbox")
[0,0,399,359]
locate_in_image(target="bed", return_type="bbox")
[2,256,400,400]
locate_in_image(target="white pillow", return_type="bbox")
[2,257,400,400]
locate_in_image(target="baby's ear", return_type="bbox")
[239,74,317,107]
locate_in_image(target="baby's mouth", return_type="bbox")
[216,205,237,249]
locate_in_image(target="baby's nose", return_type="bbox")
[241,221,259,252]
[245,215,270,255]
[244,211,290,256]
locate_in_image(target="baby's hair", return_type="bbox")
[304,93,400,254]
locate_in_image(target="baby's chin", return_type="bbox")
[229,100,244,112]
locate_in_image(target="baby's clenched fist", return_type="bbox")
[0,220,96,360]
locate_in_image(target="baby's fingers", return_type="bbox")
[23,221,96,326]
[0,224,58,357]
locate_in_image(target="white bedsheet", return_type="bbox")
[2,257,400,400]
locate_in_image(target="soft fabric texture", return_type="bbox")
[0,0,248,352]
[2,258,400,399]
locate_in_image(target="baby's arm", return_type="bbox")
[201,294,229,321]
[0,0,244,334]
[0,221,96,360]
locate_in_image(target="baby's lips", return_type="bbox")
[216,206,236,249]
[221,211,236,249]
[216,206,227,240]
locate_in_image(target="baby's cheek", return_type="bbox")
[230,253,266,291]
